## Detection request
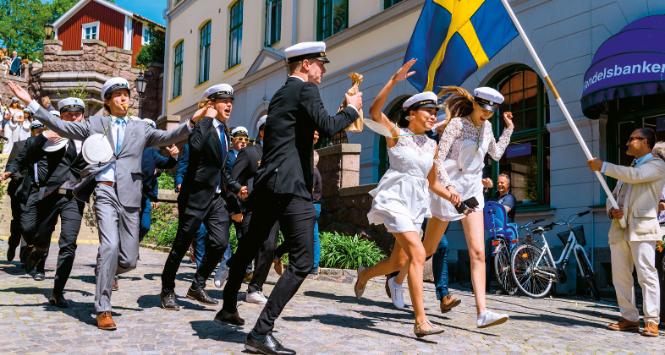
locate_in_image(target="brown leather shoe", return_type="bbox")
[607,318,639,332]
[642,321,659,337]
[440,295,461,313]
[96,312,117,331]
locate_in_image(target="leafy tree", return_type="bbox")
[0,0,79,60]
[136,25,165,67]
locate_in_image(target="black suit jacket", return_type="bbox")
[5,140,28,200]
[254,77,358,199]
[178,116,242,212]
[227,143,263,213]
[9,135,89,201]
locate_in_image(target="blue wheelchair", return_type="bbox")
[484,201,521,295]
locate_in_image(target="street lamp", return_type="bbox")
[135,72,147,117]
[44,23,54,40]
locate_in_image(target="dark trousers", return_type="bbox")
[222,191,314,335]
[8,194,23,251]
[247,211,280,294]
[161,194,230,293]
[432,234,450,300]
[20,190,44,271]
[138,195,152,242]
[33,192,85,292]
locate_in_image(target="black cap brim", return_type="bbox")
[406,100,438,111]
[474,97,497,112]
[208,92,234,101]
[60,106,84,113]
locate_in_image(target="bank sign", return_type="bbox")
[582,53,665,97]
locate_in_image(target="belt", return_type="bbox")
[98,181,115,187]
[57,187,74,198]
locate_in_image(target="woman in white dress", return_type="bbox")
[354,59,456,337]
[1,98,24,154]
[425,86,514,328]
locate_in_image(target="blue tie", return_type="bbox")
[218,124,227,159]
[115,118,126,154]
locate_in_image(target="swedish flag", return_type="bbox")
[405,0,518,91]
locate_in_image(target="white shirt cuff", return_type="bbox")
[346,104,359,115]
[601,162,608,174]
[186,120,195,131]
[27,100,41,114]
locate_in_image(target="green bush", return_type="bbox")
[157,172,175,191]
[319,232,385,269]
[143,203,177,247]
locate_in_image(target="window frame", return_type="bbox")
[316,0,348,41]
[487,65,550,210]
[383,0,403,9]
[142,26,151,45]
[81,21,100,41]
[198,20,212,84]
[228,0,243,69]
[264,0,282,47]
[172,40,184,99]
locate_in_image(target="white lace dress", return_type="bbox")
[431,117,513,221]
[367,128,437,233]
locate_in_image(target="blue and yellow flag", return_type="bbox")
[405,0,518,91]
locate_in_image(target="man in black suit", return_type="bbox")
[5,98,92,306]
[160,84,248,310]
[1,120,44,263]
[216,41,362,354]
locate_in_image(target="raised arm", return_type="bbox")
[145,122,191,147]
[487,112,514,161]
[604,160,665,184]
[300,83,359,137]
[370,59,418,148]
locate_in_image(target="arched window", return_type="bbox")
[488,66,550,208]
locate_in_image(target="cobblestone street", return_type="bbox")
[1,239,664,354]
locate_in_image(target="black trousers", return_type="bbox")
[246,211,280,294]
[161,194,230,293]
[222,191,314,335]
[32,192,85,292]
[8,193,23,251]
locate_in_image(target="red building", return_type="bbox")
[53,0,164,66]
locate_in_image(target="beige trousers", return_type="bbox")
[609,239,660,323]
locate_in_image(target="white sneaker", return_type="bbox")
[214,266,229,288]
[476,310,509,328]
[246,291,268,304]
[388,276,406,309]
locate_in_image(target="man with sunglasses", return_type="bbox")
[215,41,362,354]
[160,83,248,311]
[589,128,665,337]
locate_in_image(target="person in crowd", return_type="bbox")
[354,59,456,338]
[588,128,665,337]
[2,97,25,154]
[160,84,247,311]
[138,120,179,241]
[216,41,361,354]
[174,142,208,268]
[0,120,44,265]
[8,76,194,330]
[9,51,21,76]
[0,56,9,78]
[311,133,322,275]
[40,96,56,111]
[495,173,516,223]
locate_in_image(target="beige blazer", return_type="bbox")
[605,156,665,243]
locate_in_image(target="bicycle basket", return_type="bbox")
[556,225,586,246]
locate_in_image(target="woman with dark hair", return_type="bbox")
[354,59,456,337]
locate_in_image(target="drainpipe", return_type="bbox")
[161,7,170,119]
[292,0,298,44]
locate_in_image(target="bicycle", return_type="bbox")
[483,201,542,295]
[510,210,600,299]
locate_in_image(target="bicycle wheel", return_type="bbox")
[576,248,600,300]
[511,243,554,298]
[493,243,518,295]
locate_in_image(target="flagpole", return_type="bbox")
[499,0,624,225]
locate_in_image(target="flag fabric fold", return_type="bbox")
[405,0,518,91]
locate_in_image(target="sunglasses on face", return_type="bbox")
[234,137,249,143]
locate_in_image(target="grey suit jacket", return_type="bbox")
[32,105,190,208]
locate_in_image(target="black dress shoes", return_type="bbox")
[32,271,45,281]
[245,331,296,355]
[49,292,69,308]
[6,246,16,262]
[214,309,245,326]
[160,291,180,311]
[186,286,218,305]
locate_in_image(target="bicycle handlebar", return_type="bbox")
[577,210,591,217]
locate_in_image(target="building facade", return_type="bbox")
[163,0,665,291]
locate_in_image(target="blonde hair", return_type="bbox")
[439,86,474,120]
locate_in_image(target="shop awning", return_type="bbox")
[581,15,665,118]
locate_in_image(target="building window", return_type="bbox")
[264,0,281,46]
[198,21,211,84]
[82,22,99,40]
[384,0,403,9]
[228,0,243,68]
[489,66,550,208]
[317,0,348,40]
[142,26,151,45]
[172,41,183,98]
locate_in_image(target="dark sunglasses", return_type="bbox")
[234,137,249,143]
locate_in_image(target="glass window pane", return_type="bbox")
[499,138,549,206]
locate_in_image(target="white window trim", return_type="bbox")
[123,16,133,50]
[142,26,151,45]
[81,21,100,41]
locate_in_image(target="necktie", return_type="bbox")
[217,124,227,158]
[115,118,126,154]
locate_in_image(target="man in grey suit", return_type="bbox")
[7,78,196,330]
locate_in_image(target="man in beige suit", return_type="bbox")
[589,128,665,337]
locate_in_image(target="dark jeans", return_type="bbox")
[161,194,230,293]
[222,191,314,335]
[138,195,152,242]
[432,234,450,300]
[312,202,321,270]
